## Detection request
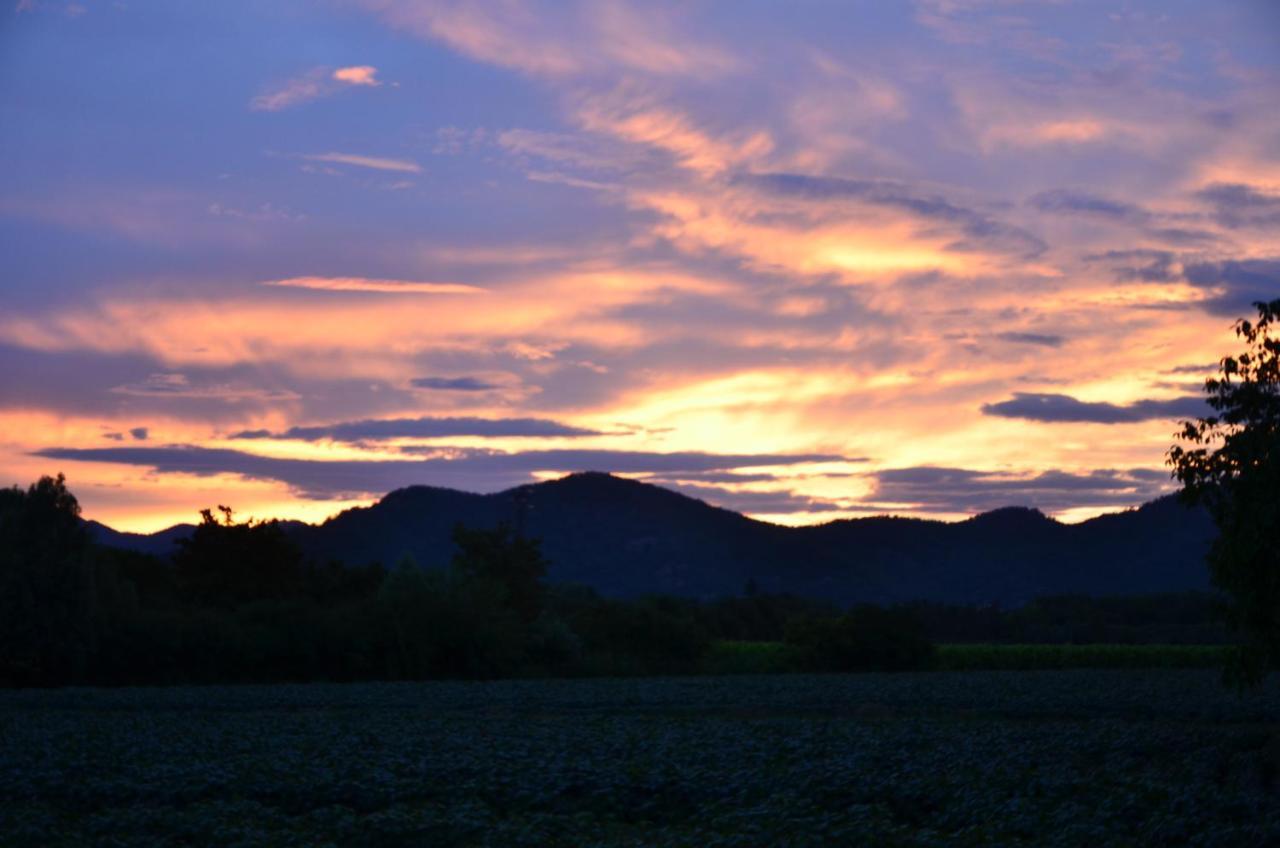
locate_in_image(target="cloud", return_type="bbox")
[1196,183,1280,230]
[108,373,299,402]
[233,415,602,441]
[1028,189,1150,224]
[1166,362,1218,375]
[410,376,502,391]
[250,65,384,111]
[576,90,773,177]
[331,65,381,86]
[129,427,149,441]
[32,445,850,500]
[740,172,1047,259]
[361,0,736,80]
[1182,258,1280,315]
[1085,249,1179,283]
[869,466,1175,514]
[299,153,422,173]
[983,119,1112,148]
[263,276,482,294]
[661,481,845,515]
[981,392,1209,424]
[994,332,1063,347]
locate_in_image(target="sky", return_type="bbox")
[2,0,1279,532]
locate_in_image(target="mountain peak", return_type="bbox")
[964,506,1056,529]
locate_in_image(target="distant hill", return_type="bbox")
[85,520,197,558]
[87,472,1216,606]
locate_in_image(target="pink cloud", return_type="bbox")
[299,152,422,173]
[331,65,381,86]
[250,65,383,112]
[263,277,485,295]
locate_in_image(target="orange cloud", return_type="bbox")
[575,91,773,177]
[363,0,736,80]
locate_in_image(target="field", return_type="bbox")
[935,643,1229,671]
[4,670,1280,847]
[704,641,1229,674]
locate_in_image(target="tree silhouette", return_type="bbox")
[451,522,548,624]
[173,507,304,607]
[0,474,96,684]
[1169,298,1280,685]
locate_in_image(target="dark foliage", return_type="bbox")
[1170,298,1280,685]
[907,592,1230,645]
[0,475,96,685]
[547,586,711,675]
[1,475,1237,688]
[184,472,1209,606]
[785,606,936,672]
[174,507,305,607]
[450,522,548,623]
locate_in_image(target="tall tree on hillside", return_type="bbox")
[0,474,96,684]
[1169,298,1280,685]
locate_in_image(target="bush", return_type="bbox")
[377,561,526,680]
[785,606,936,672]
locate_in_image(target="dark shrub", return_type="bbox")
[785,606,936,672]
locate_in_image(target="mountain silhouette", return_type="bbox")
[86,472,1215,606]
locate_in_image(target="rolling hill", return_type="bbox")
[87,472,1216,606]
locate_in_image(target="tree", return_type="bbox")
[173,506,304,607]
[377,555,524,679]
[784,606,935,672]
[450,522,548,623]
[0,474,96,684]
[1168,298,1280,685]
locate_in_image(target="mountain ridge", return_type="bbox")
[86,472,1216,606]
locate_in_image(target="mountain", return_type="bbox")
[86,472,1217,606]
[85,520,197,558]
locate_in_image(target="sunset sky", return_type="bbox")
[3,0,1279,532]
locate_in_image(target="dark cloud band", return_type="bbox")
[233,416,603,441]
[34,445,849,500]
[981,392,1208,424]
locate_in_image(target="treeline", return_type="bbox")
[907,593,1229,646]
[0,475,1227,688]
[1,475,847,686]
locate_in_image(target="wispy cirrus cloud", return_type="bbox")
[360,0,736,80]
[108,373,300,402]
[1028,189,1151,225]
[299,152,422,173]
[263,277,483,295]
[250,65,384,112]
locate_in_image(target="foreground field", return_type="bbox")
[704,641,1230,674]
[3,671,1279,847]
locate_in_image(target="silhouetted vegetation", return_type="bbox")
[785,607,936,672]
[906,593,1230,645]
[1170,298,1280,685]
[0,475,96,686]
[0,475,1240,687]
